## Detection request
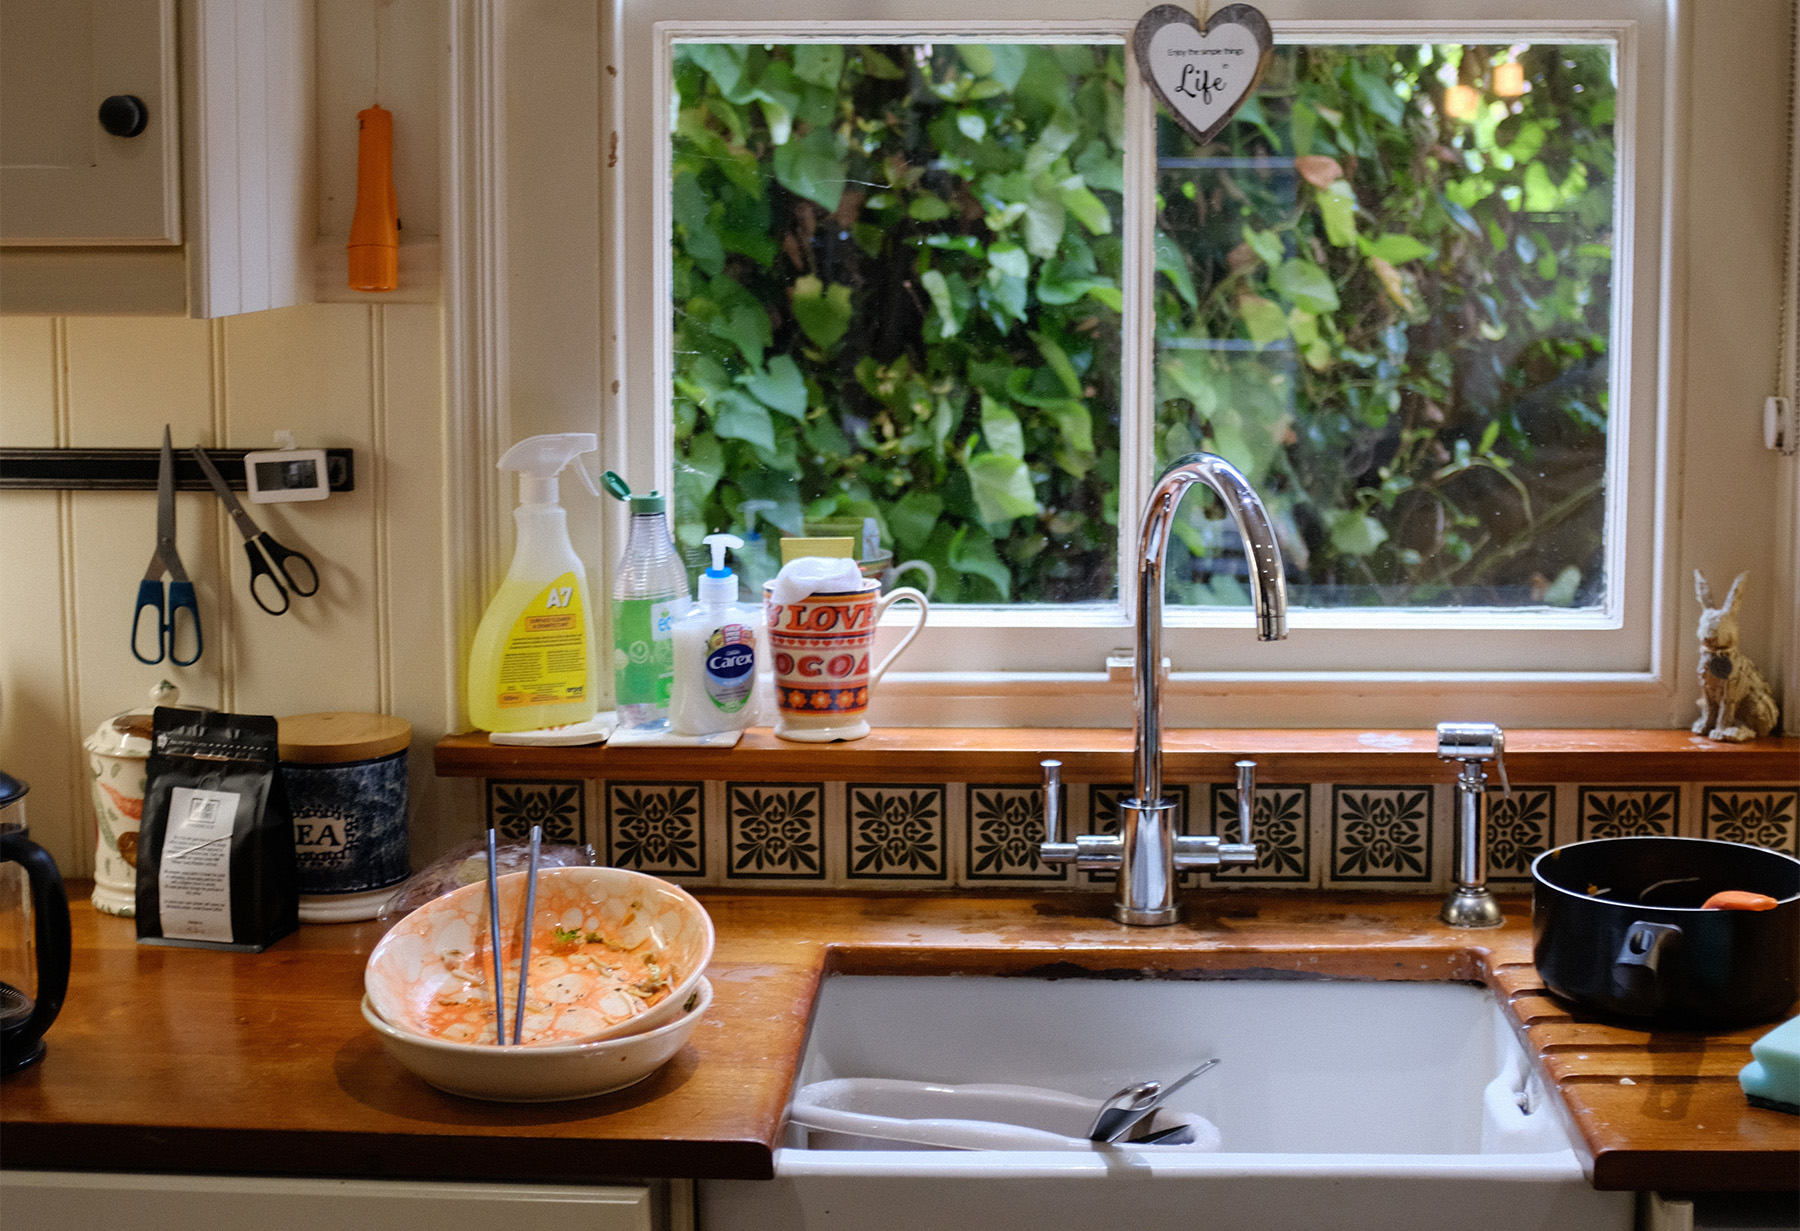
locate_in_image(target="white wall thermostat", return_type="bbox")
[244,446,330,503]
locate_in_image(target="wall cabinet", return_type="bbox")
[0,0,181,244]
[0,0,311,317]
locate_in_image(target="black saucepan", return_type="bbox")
[1531,836,1800,1026]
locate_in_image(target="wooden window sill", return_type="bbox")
[436,728,1799,784]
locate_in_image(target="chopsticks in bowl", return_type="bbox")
[512,824,542,1045]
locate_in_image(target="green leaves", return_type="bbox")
[711,391,776,453]
[964,452,1038,526]
[1314,181,1358,247]
[1326,508,1389,557]
[979,394,1025,458]
[745,354,808,418]
[772,128,847,211]
[792,45,844,89]
[920,269,961,338]
[791,276,854,350]
[1271,259,1340,313]
[1365,233,1432,264]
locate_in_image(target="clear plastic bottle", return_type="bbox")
[606,475,690,731]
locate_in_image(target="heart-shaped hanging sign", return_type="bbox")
[1133,4,1274,146]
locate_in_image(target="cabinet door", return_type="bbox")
[0,0,180,243]
[0,1172,659,1231]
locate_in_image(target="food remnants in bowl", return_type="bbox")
[364,866,714,1050]
[428,903,678,1045]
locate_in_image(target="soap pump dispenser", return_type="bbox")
[670,533,765,736]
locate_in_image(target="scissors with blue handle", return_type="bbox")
[131,427,203,665]
[193,445,320,616]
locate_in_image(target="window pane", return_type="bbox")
[1153,44,1616,610]
[670,43,1125,603]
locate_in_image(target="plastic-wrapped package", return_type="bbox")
[376,836,597,927]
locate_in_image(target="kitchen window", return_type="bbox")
[598,0,1777,728]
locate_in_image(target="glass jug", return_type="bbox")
[1,772,72,1074]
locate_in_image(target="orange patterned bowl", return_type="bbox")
[365,865,713,1046]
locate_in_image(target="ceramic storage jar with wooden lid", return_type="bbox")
[277,712,412,923]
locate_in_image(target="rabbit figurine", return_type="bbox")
[1692,571,1780,742]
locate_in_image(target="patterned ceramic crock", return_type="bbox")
[83,681,203,917]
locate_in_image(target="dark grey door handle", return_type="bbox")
[98,95,148,138]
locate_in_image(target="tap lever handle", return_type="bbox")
[1234,760,1256,847]
[1041,759,1063,845]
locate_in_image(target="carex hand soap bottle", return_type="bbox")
[466,434,602,733]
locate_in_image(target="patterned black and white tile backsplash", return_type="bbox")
[727,783,826,880]
[966,784,1067,882]
[1701,787,1798,854]
[1578,786,1680,841]
[1486,787,1555,881]
[846,783,948,881]
[1329,786,1434,884]
[485,779,585,845]
[606,782,706,878]
[478,776,1796,890]
[1209,782,1311,883]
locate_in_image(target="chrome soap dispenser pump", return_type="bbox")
[1437,722,1511,928]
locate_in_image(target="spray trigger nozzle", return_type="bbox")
[702,533,744,578]
[569,460,600,498]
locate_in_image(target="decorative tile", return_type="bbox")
[1084,785,1190,884]
[486,779,584,844]
[1208,782,1311,882]
[1486,787,1555,881]
[1329,786,1432,883]
[726,783,826,880]
[1577,786,1679,840]
[845,784,947,881]
[964,784,1067,882]
[1701,786,1799,854]
[606,782,706,878]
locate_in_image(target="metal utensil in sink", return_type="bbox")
[1088,1057,1221,1143]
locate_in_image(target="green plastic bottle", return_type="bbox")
[606,473,691,730]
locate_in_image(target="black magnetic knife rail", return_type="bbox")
[0,448,356,492]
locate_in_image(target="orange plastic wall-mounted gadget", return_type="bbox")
[347,106,398,292]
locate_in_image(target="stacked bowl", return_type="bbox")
[363,865,714,1101]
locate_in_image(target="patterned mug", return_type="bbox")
[763,580,929,742]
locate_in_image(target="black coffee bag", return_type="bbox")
[137,708,298,952]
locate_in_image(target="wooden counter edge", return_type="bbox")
[436,728,1800,784]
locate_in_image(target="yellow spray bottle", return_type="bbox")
[466,433,602,733]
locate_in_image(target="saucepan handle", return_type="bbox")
[1610,920,1681,1016]
[867,587,929,688]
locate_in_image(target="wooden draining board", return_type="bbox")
[3,889,1793,1191]
[437,727,1800,784]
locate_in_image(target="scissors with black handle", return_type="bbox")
[193,446,320,615]
[132,427,203,665]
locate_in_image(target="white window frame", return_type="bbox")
[582,0,1791,729]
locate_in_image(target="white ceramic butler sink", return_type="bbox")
[699,975,1637,1231]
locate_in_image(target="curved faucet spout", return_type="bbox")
[1135,453,1288,806]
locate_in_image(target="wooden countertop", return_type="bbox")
[437,727,1800,784]
[3,889,1794,1191]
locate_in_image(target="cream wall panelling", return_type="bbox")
[0,304,459,876]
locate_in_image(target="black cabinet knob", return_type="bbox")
[98,95,149,138]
